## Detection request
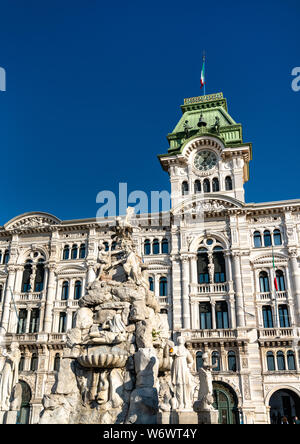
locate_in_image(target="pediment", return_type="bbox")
[4,212,61,231]
[56,265,86,275]
[172,195,245,216]
[251,253,288,266]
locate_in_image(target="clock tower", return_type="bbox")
[158,92,252,207]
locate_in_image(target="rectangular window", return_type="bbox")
[215,302,229,329]
[29,309,40,333]
[58,312,67,333]
[199,303,212,329]
[262,306,273,328]
[17,309,27,333]
[278,305,290,328]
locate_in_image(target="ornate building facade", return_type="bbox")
[0,92,300,424]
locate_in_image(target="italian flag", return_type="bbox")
[200,58,205,89]
[272,250,278,291]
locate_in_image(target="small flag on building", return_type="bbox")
[272,248,278,291]
[200,54,205,89]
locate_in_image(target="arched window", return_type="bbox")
[111,241,117,251]
[196,351,203,371]
[17,309,27,334]
[254,231,262,248]
[287,350,296,370]
[0,285,3,303]
[63,245,70,260]
[58,312,67,333]
[103,242,109,252]
[0,251,2,263]
[267,351,275,371]
[278,304,290,327]
[215,301,229,329]
[259,271,270,293]
[153,239,160,255]
[71,244,78,260]
[182,181,189,195]
[159,277,167,297]
[203,179,210,193]
[276,351,285,371]
[273,229,282,246]
[3,250,9,264]
[161,238,169,254]
[19,354,25,372]
[54,353,61,372]
[212,351,220,371]
[34,260,44,292]
[199,302,212,329]
[61,281,69,301]
[79,243,86,259]
[228,351,237,372]
[144,239,151,255]
[22,260,33,293]
[276,270,285,291]
[149,277,154,292]
[29,308,40,333]
[30,353,38,371]
[213,247,226,283]
[225,176,233,191]
[194,180,201,194]
[197,248,209,284]
[18,381,31,424]
[262,305,273,328]
[74,280,82,300]
[212,178,220,192]
[263,230,272,247]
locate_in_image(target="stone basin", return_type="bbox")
[77,351,129,369]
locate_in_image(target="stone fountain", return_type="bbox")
[39,209,173,424]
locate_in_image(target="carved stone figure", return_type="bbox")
[0,342,21,411]
[94,244,111,280]
[170,336,194,410]
[194,352,218,411]
[183,120,192,139]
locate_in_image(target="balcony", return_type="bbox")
[54,300,80,308]
[159,296,169,305]
[16,292,44,301]
[7,332,67,343]
[258,327,298,339]
[196,283,228,294]
[257,291,287,301]
[188,329,238,340]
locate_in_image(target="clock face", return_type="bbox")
[194,150,217,171]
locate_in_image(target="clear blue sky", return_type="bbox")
[0,0,299,225]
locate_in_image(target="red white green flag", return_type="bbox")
[272,248,278,291]
[200,58,205,89]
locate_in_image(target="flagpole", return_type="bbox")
[272,244,279,330]
[203,51,206,96]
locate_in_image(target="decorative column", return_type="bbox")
[25,307,32,333]
[190,253,198,293]
[14,265,24,293]
[224,251,234,292]
[211,301,216,330]
[289,248,300,323]
[181,255,190,329]
[154,274,160,300]
[43,264,56,333]
[1,265,17,332]
[232,252,245,327]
